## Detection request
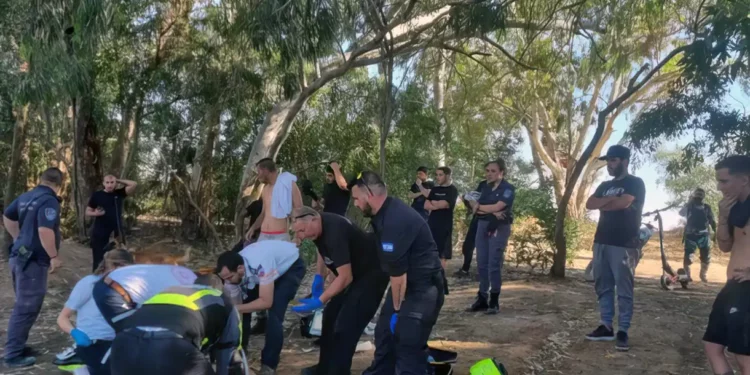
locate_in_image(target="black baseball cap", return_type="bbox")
[598,145,631,161]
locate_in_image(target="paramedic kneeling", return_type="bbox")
[349,171,445,375]
[216,240,305,375]
[109,275,240,375]
[291,207,389,375]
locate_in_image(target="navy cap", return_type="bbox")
[598,145,631,161]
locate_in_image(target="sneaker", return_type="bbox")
[260,364,276,375]
[453,269,470,278]
[23,346,41,357]
[56,345,77,361]
[466,292,489,312]
[4,355,36,368]
[485,292,500,315]
[615,331,629,351]
[585,325,615,341]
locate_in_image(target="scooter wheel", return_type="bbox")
[660,275,674,291]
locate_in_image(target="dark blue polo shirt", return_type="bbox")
[88,187,127,235]
[371,197,442,285]
[4,185,61,266]
[476,179,515,225]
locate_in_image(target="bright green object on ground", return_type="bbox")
[470,358,508,375]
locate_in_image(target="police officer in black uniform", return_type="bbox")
[109,274,240,375]
[349,171,444,375]
[290,206,389,375]
[3,167,64,368]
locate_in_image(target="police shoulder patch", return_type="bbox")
[503,189,513,198]
[382,242,394,253]
[44,208,58,221]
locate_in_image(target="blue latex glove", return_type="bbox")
[390,312,399,334]
[71,328,92,347]
[311,274,325,299]
[291,298,324,314]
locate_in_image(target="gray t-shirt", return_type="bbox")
[107,264,197,305]
[65,275,115,341]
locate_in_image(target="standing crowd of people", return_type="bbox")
[2,149,750,374]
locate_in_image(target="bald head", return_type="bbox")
[291,206,322,241]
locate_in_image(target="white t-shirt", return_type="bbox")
[65,275,116,341]
[238,240,299,291]
[107,264,197,305]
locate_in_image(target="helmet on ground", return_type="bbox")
[470,358,507,375]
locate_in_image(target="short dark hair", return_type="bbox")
[215,251,244,273]
[417,166,429,173]
[437,166,452,176]
[347,171,386,194]
[715,155,750,175]
[325,165,334,174]
[256,158,276,172]
[41,167,64,187]
[485,159,507,173]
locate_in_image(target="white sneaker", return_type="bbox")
[56,345,77,361]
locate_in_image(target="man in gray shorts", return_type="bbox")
[584,145,646,352]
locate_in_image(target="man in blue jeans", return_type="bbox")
[216,240,305,375]
[585,145,646,352]
[3,168,64,368]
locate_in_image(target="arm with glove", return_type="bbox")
[293,254,353,314]
[57,307,92,347]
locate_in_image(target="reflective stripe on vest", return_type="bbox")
[143,288,223,311]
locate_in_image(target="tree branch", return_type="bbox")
[436,43,493,73]
[480,36,540,70]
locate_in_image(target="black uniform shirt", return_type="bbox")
[476,179,516,225]
[88,188,128,233]
[427,184,458,232]
[4,185,61,266]
[322,183,350,216]
[410,180,435,214]
[371,197,441,283]
[313,213,380,278]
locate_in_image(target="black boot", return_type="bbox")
[485,292,500,315]
[466,292,489,312]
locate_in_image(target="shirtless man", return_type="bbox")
[245,158,303,242]
[703,155,750,375]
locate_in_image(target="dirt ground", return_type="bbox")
[0,229,732,375]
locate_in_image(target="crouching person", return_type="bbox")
[109,274,240,375]
[57,250,134,375]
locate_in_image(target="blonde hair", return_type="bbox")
[94,249,135,275]
[132,240,191,265]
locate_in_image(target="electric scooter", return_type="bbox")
[642,204,689,290]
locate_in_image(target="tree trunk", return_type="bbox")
[433,52,447,166]
[2,104,29,259]
[73,96,104,239]
[110,96,143,178]
[550,48,687,278]
[182,105,221,239]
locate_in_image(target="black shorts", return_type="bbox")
[432,227,453,260]
[703,280,750,355]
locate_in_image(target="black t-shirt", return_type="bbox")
[323,183,350,216]
[371,197,442,285]
[88,188,128,233]
[593,175,646,248]
[410,180,435,213]
[313,213,381,279]
[427,184,458,232]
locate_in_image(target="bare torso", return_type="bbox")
[726,222,750,279]
[260,184,290,233]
